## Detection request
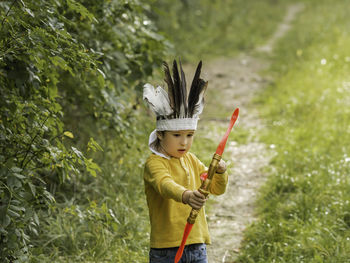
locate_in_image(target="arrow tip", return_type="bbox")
[174,223,194,263]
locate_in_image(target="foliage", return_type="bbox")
[0,0,165,261]
[237,0,350,262]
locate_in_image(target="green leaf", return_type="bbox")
[97,69,105,87]
[71,147,83,158]
[24,8,35,17]
[9,205,25,213]
[43,190,55,203]
[18,0,25,7]
[63,131,74,139]
[66,0,95,21]
[7,176,22,188]
[87,137,103,152]
[49,56,71,72]
[12,173,25,179]
[28,182,36,197]
[7,209,20,218]
[33,212,39,226]
[11,167,23,173]
[2,215,11,228]
[86,158,101,177]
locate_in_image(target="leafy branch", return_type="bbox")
[20,115,49,169]
[1,0,17,26]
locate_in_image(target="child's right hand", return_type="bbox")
[182,190,207,210]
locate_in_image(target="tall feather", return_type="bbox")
[172,60,181,118]
[179,60,188,117]
[188,61,207,117]
[192,80,208,116]
[163,61,175,112]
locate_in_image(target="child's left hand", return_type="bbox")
[216,159,227,174]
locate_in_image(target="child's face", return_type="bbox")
[158,130,195,158]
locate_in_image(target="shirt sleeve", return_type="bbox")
[209,170,228,195]
[144,157,187,202]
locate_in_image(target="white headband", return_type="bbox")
[156,117,199,131]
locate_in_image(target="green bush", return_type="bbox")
[0,0,165,261]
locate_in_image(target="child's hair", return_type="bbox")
[151,131,165,153]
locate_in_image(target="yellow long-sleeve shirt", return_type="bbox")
[144,152,228,248]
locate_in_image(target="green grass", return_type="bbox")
[29,111,154,262]
[153,0,290,63]
[237,1,350,262]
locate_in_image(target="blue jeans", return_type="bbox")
[149,243,207,263]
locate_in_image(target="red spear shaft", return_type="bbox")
[174,108,239,263]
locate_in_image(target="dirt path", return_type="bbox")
[203,4,304,263]
[203,55,272,263]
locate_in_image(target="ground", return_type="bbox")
[204,54,273,263]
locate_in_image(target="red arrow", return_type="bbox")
[216,108,239,155]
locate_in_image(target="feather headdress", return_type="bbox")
[143,59,207,131]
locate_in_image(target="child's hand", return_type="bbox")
[216,159,227,174]
[182,190,207,210]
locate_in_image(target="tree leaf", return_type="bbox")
[63,131,74,139]
[87,137,103,152]
[28,182,36,197]
[24,8,35,17]
[2,215,11,228]
[11,167,23,173]
[7,209,20,218]
[71,147,83,158]
[12,173,25,179]
[33,212,39,226]
[66,0,95,21]
[9,205,25,212]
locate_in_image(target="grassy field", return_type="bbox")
[236,1,350,262]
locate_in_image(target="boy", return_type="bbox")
[143,60,228,263]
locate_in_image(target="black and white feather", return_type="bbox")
[187,61,207,118]
[143,83,173,117]
[143,59,207,120]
